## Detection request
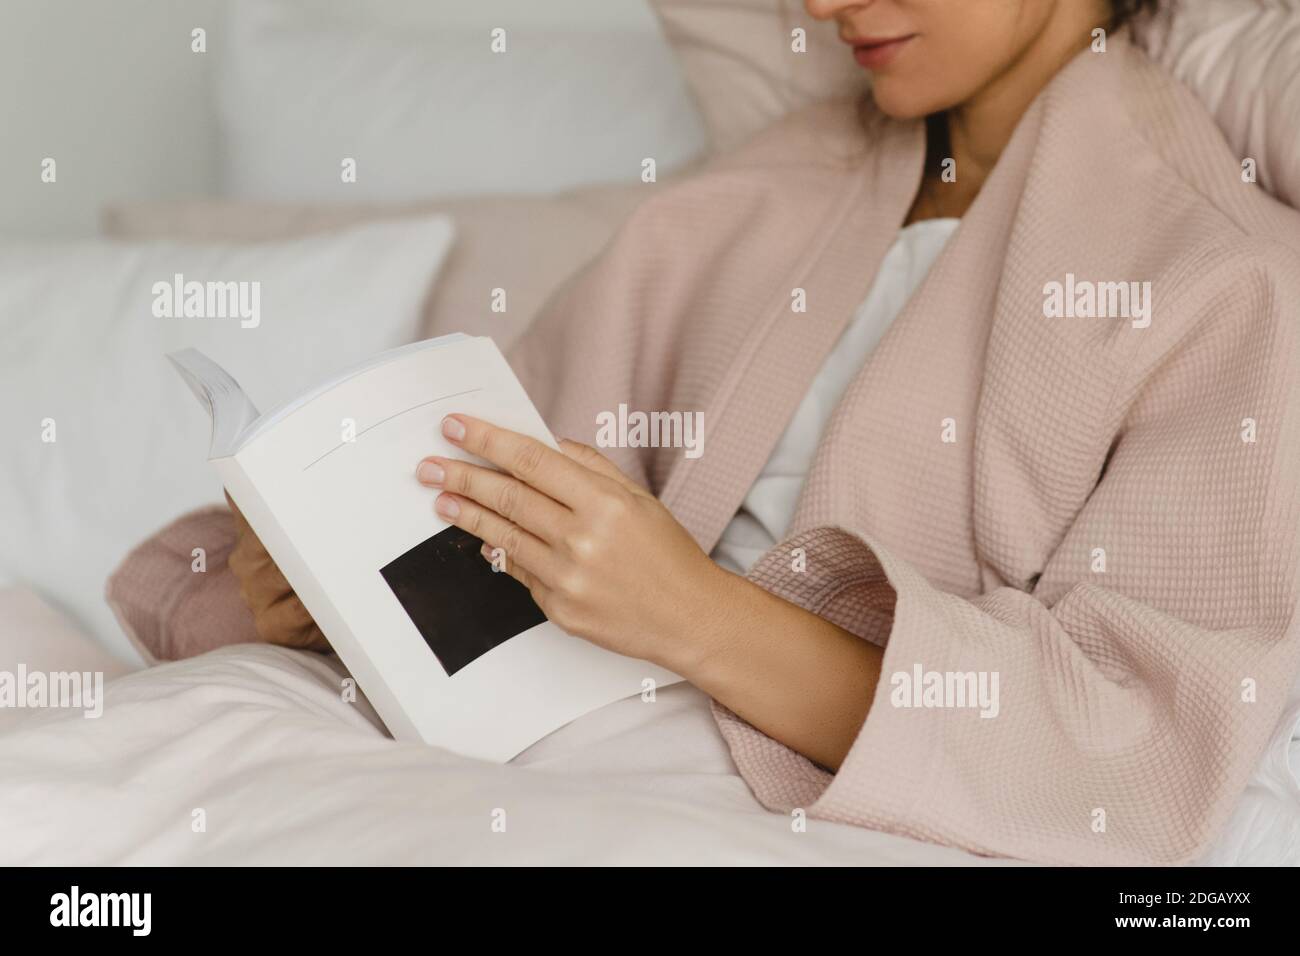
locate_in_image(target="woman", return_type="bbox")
[213,0,1300,863]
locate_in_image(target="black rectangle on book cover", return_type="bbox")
[380,525,547,676]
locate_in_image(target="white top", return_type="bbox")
[710,217,960,575]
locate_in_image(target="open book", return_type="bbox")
[170,334,679,762]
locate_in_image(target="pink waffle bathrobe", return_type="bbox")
[112,34,1300,864]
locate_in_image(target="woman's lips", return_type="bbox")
[851,34,916,70]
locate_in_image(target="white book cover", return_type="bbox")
[169,333,680,762]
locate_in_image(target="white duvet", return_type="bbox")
[0,588,1295,866]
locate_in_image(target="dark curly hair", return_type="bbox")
[1111,0,1161,27]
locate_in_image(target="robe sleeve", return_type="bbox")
[713,245,1300,865]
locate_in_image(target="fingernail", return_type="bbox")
[442,416,466,441]
[435,494,460,519]
[416,460,444,486]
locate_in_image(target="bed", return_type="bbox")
[0,585,1295,865]
[2,0,1298,867]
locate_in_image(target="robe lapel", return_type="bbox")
[778,97,1043,597]
[660,116,926,552]
[784,36,1146,597]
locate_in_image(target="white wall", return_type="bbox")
[0,0,221,237]
[0,0,663,238]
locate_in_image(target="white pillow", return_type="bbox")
[217,0,706,201]
[0,216,454,661]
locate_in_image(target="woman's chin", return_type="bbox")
[869,82,945,121]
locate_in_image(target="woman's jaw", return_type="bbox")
[806,0,1114,121]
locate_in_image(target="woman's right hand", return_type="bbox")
[225,492,331,652]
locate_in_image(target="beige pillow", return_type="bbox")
[102,182,652,352]
[650,0,867,154]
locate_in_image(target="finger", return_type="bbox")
[230,524,275,584]
[258,590,330,651]
[557,438,648,495]
[417,456,569,543]
[434,491,556,583]
[231,536,326,650]
[487,550,558,624]
[480,541,550,602]
[441,415,594,509]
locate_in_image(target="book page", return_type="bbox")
[226,335,679,761]
[167,348,261,459]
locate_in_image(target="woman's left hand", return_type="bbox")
[416,414,734,674]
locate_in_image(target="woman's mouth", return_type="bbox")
[851,34,917,70]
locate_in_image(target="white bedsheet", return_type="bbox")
[0,588,1294,866]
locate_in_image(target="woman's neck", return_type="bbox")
[906,0,1115,224]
